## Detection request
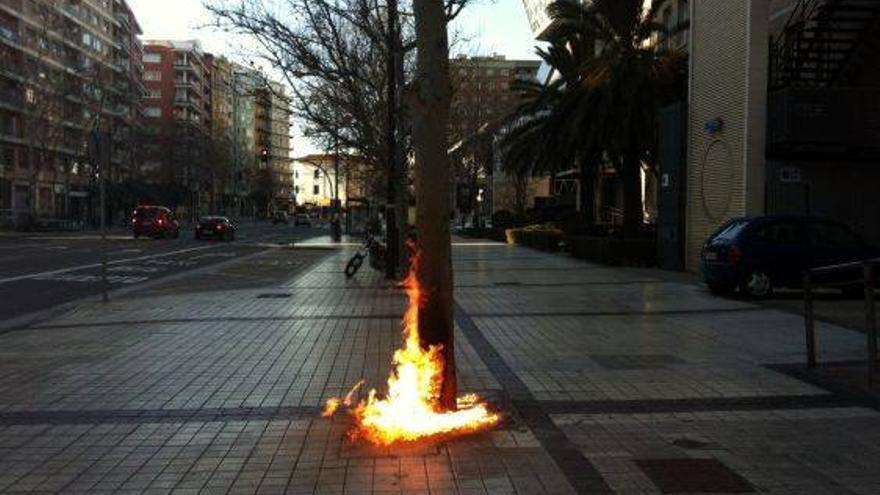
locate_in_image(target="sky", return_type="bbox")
[127,0,541,155]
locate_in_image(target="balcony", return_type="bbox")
[767,87,880,158]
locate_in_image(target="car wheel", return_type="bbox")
[174,229,180,239]
[740,270,773,299]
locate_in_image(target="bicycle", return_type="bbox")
[345,232,386,278]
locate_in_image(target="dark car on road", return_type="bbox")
[272,211,289,224]
[132,206,180,239]
[195,216,236,241]
[294,213,312,227]
[701,215,878,298]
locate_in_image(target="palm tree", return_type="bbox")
[502,0,686,237]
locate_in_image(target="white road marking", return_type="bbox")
[0,245,217,285]
[188,252,237,261]
[32,274,150,285]
[107,266,162,273]
[45,246,69,250]
[111,248,143,255]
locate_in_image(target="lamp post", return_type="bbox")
[385,0,400,279]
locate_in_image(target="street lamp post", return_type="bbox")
[385,0,400,279]
[332,136,341,242]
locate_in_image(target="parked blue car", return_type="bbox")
[701,215,878,298]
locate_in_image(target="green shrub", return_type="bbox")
[506,225,564,251]
[565,235,657,266]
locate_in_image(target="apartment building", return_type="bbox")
[0,0,143,225]
[448,54,543,221]
[254,81,293,211]
[141,40,209,185]
[293,154,348,209]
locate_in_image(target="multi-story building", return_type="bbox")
[448,54,542,223]
[293,154,349,209]
[254,80,293,211]
[205,57,293,215]
[0,0,143,226]
[521,0,554,40]
[141,40,210,190]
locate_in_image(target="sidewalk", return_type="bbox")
[0,239,878,494]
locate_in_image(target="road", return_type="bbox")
[0,221,326,324]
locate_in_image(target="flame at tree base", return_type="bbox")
[322,250,500,446]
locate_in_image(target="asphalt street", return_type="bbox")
[0,220,326,324]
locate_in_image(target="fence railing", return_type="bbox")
[803,257,879,384]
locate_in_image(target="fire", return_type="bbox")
[322,250,500,445]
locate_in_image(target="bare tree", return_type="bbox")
[205,0,472,260]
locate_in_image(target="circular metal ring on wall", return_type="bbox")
[699,138,735,222]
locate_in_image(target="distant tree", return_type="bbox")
[248,165,278,218]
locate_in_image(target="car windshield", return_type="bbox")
[712,220,749,242]
[134,208,159,219]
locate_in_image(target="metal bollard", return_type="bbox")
[804,271,816,368]
[865,263,877,384]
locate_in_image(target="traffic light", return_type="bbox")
[260,148,269,165]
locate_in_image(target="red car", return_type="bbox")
[132,206,180,239]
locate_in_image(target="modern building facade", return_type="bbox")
[662,0,880,271]
[0,0,143,225]
[521,0,555,39]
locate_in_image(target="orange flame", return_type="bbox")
[323,248,500,445]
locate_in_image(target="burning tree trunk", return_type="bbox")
[411,0,456,410]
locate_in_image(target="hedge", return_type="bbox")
[505,227,564,251]
[564,235,657,266]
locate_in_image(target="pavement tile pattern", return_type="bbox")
[0,241,878,494]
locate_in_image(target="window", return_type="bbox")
[144,107,161,118]
[314,169,321,179]
[808,223,863,250]
[294,185,299,194]
[143,53,161,64]
[754,222,805,245]
[712,220,749,242]
[295,170,299,179]
[145,89,161,99]
[313,184,319,195]
[144,71,161,81]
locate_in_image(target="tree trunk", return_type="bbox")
[578,156,596,227]
[622,149,642,238]
[412,0,456,411]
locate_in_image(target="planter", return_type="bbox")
[506,227,564,251]
[565,235,657,266]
